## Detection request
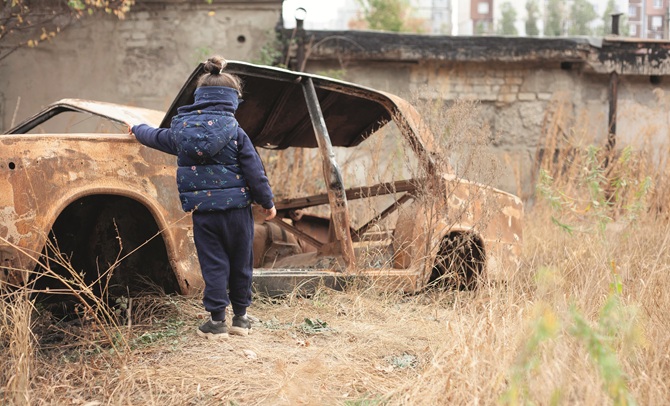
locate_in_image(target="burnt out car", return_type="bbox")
[0,61,523,297]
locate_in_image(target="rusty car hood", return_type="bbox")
[7,98,164,134]
[161,61,403,149]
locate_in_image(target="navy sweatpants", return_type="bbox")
[192,207,254,321]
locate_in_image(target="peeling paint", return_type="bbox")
[0,206,35,244]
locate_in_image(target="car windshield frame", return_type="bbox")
[6,99,164,135]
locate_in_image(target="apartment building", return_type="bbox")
[456,0,494,34]
[628,0,669,38]
[471,0,494,33]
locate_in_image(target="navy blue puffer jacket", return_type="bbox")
[132,86,274,212]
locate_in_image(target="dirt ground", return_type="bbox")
[31,286,475,405]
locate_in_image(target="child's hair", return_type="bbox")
[197,56,242,95]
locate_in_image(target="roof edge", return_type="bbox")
[288,30,670,75]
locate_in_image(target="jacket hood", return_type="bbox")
[172,109,238,164]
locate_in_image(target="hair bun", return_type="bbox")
[203,56,227,75]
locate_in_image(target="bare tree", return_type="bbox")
[0,0,133,62]
[568,0,597,36]
[497,2,518,36]
[525,0,540,36]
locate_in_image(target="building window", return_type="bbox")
[653,0,663,9]
[652,15,663,30]
[630,24,637,36]
[629,5,638,17]
[477,2,489,15]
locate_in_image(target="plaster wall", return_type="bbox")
[0,2,281,130]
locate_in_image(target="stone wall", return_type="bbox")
[304,39,670,198]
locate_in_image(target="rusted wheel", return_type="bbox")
[429,232,485,290]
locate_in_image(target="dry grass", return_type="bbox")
[1,290,34,405]
[3,96,670,405]
[1,210,668,405]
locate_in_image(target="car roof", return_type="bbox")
[7,99,164,134]
[160,61,396,149]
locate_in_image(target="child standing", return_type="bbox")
[131,56,276,339]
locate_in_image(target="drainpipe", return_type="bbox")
[295,7,307,72]
[611,12,622,36]
[606,71,618,162]
[605,13,621,168]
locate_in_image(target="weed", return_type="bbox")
[344,396,386,406]
[386,353,418,370]
[132,320,185,347]
[500,95,655,405]
[298,317,332,334]
[569,301,637,406]
[261,316,293,331]
[193,46,213,64]
[253,30,285,67]
[537,144,652,236]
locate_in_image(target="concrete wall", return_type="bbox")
[0,1,282,130]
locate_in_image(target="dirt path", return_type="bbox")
[32,289,468,405]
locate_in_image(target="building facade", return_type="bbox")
[471,0,494,33]
[456,0,494,35]
[628,0,669,39]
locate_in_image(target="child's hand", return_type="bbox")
[263,206,277,221]
[127,125,133,136]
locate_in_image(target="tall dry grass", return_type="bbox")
[1,94,669,405]
[0,290,34,406]
[4,215,667,405]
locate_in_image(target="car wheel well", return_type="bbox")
[33,194,180,306]
[429,231,485,290]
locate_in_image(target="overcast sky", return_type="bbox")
[282,0,631,31]
[282,0,349,29]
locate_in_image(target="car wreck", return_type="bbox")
[0,61,523,297]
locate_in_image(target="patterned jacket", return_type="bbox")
[132,86,274,212]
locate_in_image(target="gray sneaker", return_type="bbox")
[229,315,251,336]
[197,319,228,340]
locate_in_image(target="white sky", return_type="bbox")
[282,0,631,32]
[282,0,350,29]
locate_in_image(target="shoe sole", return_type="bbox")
[197,330,229,340]
[229,326,251,336]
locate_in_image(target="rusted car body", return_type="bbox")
[0,61,523,296]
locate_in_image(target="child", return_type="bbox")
[131,56,276,339]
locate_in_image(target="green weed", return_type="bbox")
[298,317,332,334]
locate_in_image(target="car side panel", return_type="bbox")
[0,134,202,294]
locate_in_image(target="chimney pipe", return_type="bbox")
[611,12,623,36]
